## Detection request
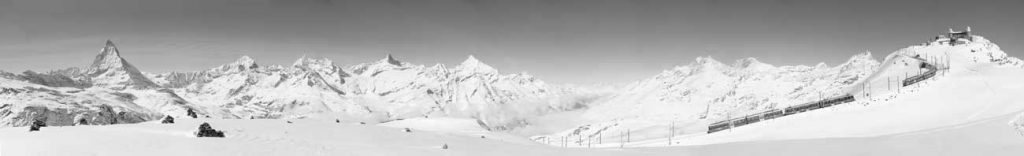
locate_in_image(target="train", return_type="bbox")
[903,62,938,86]
[709,61,939,134]
[707,94,856,134]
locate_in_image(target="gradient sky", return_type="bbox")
[0,0,1021,85]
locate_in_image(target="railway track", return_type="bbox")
[708,60,941,134]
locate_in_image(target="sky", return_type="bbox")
[0,0,1021,85]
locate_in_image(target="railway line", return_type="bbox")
[708,60,941,134]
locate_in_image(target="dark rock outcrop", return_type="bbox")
[161,115,174,124]
[29,120,46,131]
[195,122,225,137]
[76,118,88,125]
[1,105,157,127]
[187,109,198,118]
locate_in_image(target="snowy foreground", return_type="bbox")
[1,114,1023,156]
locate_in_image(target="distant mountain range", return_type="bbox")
[0,40,600,129]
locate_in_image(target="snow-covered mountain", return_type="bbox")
[150,53,590,130]
[4,30,1021,146]
[533,32,1024,146]
[0,40,599,129]
[0,41,200,127]
[585,53,879,122]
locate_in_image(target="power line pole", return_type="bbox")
[669,121,674,146]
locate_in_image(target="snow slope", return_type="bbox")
[0,118,651,156]
[2,113,1021,156]
[534,34,1024,147]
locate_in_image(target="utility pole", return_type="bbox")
[669,121,674,146]
[620,131,625,148]
[627,129,631,143]
[578,134,582,146]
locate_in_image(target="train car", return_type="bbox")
[708,122,731,133]
[903,63,938,86]
[763,109,784,120]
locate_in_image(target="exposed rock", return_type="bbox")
[195,122,225,138]
[161,115,174,124]
[1,105,156,127]
[29,120,45,131]
[77,118,88,125]
[186,109,197,118]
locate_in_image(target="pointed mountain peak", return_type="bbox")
[835,51,880,69]
[457,55,498,74]
[90,40,127,70]
[105,39,116,48]
[100,39,121,58]
[381,54,403,66]
[85,40,157,88]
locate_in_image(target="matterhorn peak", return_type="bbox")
[103,40,119,55]
[84,40,157,89]
[91,40,123,69]
[457,55,498,74]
